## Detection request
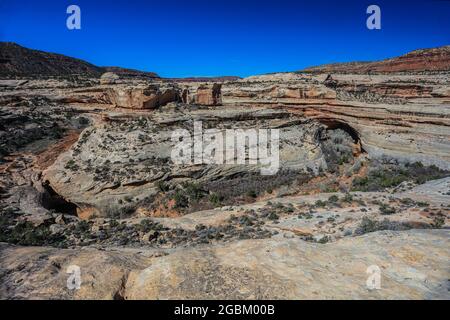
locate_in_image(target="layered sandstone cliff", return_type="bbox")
[0,44,449,300]
[220,72,450,169]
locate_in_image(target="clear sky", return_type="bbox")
[0,0,449,77]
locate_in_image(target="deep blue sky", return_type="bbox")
[0,0,449,77]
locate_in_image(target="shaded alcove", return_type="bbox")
[41,181,78,215]
[316,118,365,153]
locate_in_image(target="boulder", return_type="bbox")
[100,72,120,85]
[195,83,222,106]
[108,85,180,109]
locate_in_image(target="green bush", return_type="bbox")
[317,235,330,244]
[246,190,257,198]
[328,195,339,203]
[183,182,204,202]
[209,193,223,205]
[314,200,326,208]
[431,216,445,229]
[343,193,353,203]
[3,220,65,246]
[156,181,170,192]
[268,212,279,220]
[379,203,396,215]
[173,191,189,208]
[104,203,135,219]
[352,161,450,192]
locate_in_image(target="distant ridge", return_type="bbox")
[166,76,241,82]
[102,66,159,79]
[0,42,160,79]
[302,45,450,74]
[2,42,449,79]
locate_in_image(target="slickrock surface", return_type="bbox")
[0,43,449,300]
[0,229,448,299]
[124,229,449,300]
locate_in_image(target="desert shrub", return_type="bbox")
[354,217,429,236]
[416,201,429,207]
[64,159,79,171]
[109,219,119,228]
[352,161,450,192]
[400,198,414,206]
[137,219,163,233]
[328,195,339,203]
[342,193,354,203]
[156,181,170,192]
[0,208,19,242]
[73,220,90,235]
[208,193,223,205]
[203,169,311,206]
[268,212,279,220]
[379,203,396,215]
[4,221,65,246]
[169,182,207,210]
[78,117,90,126]
[317,235,330,244]
[182,182,204,202]
[173,191,189,208]
[268,202,294,214]
[314,200,326,208]
[320,129,355,172]
[104,203,135,219]
[238,215,254,226]
[345,159,363,177]
[431,216,445,229]
[246,190,257,198]
[0,207,68,246]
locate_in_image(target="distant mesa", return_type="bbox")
[301,45,450,74]
[0,42,160,79]
[0,42,242,81]
[102,66,159,80]
[1,41,450,79]
[166,76,242,83]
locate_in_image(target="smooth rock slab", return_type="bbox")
[124,229,450,300]
[1,230,448,299]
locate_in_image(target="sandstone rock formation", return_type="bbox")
[0,44,449,300]
[195,83,222,105]
[107,85,180,109]
[102,66,159,80]
[100,72,119,85]
[179,83,223,105]
[220,72,450,169]
[42,107,326,217]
